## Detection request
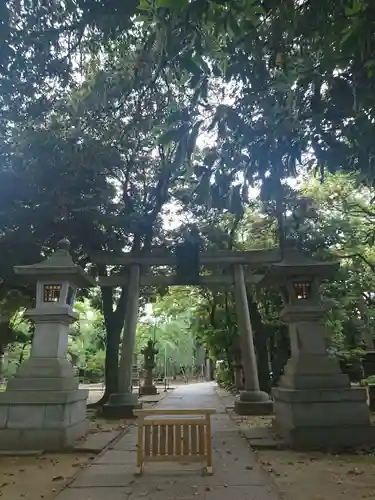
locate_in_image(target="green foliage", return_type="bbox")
[215,361,233,389]
[362,375,375,386]
[3,0,375,396]
[136,288,202,375]
[69,299,106,382]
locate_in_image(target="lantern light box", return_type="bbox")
[292,280,312,300]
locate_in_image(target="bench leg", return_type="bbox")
[205,415,213,475]
[135,465,144,476]
[136,423,144,476]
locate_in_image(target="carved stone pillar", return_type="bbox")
[259,249,375,449]
[0,239,92,450]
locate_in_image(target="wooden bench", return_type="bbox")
[133,408,216,475]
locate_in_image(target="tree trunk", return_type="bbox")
[101,321,122,403]
[88,285,126,408]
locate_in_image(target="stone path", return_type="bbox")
[56,382,281,500]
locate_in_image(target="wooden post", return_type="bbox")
[136,421,143,475]
[205,412,213,474]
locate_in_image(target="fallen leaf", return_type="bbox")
[348,468,364,476]
[52,476,64,482]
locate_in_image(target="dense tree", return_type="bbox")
[0,17,206,403]
[2,0,375,401]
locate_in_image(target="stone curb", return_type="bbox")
[215,386,286,450]
[214,385,286,500]
[51,424,132,498]
[73,429,126,453]
[51,391,169,497]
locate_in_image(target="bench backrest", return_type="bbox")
[134,408,215,464]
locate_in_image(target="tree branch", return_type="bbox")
[340,253,375,273]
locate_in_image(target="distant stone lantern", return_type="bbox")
[139,339,158,396]
[259,248,375,449]
[0,239,95,451]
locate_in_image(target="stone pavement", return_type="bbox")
[56,382,281,500]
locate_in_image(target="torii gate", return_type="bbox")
[90,248,281,416]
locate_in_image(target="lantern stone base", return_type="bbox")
[139,385,157,396]
[272,386,375,449]
[234,390,274,416]
[0,389,88,451]
[6,358,79,392]
[103,392,142,419]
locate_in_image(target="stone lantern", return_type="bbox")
[259,248,375,448]
[139,339,158,396]
[0,239,94,450]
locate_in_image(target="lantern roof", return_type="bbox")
[258,248,338,289]
[14,239,95,288]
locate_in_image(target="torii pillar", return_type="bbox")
[233,264,273,415]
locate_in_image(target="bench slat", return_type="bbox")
[147,455,205,463]
[167,424,174,455]
[160,424,166,455]
[198,424,205,456]
[191,423,198,455]
[183,424,190,455]
[142,418,205,426]
[134,408,216,417]
[175,424,182,455]
[144,426,151,457]
[152,424,159,456]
